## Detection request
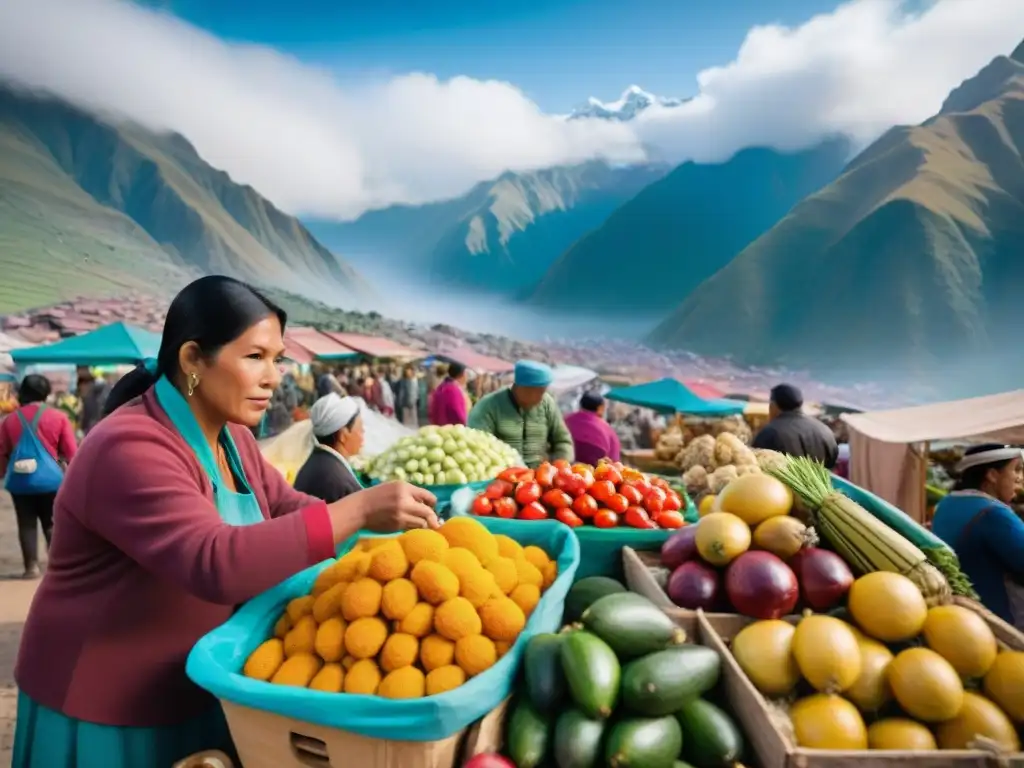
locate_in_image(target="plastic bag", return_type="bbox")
[186,520,580,741]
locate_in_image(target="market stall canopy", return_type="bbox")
[841,389,1024,523]
[0,331,31,370]
[322,332,424,361]
[683,380,726,400]
[549,365,600,396]
[435,347,513,374]
[284,327,359,362]
[606,377,746,416]
[11,322,160,366]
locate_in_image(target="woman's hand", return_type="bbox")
[332,481,440,534]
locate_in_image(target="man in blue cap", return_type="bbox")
[468,360,574,468]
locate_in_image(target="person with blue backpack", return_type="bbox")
[0,374,78,579]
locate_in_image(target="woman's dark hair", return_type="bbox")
[104,276,285,416]
[314,411,361,446]
[18,374,51,405]
[955,442,1015,491]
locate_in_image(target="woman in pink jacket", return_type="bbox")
[13,276,439,768]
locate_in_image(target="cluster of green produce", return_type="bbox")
[504,579,746,768]
[365,424,521,486]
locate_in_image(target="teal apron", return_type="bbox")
[13,376,264,767]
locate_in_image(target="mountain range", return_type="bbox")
[307,161,669,298]
[648,40,1024,394]
[0,84,370,314]
[528,140,850,315]
[567,85,688,121]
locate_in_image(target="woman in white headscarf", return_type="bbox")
[293,393,365,503]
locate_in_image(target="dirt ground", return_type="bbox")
[0,491,44,764]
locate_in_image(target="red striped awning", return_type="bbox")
[683,379,726,400]
[322,332,424,360]
[439,347,514,374]
[285,328,359,361]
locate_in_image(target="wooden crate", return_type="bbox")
[694,603,1024,768]
[219,696,509,768]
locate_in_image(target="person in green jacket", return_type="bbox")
[468,360,574,468]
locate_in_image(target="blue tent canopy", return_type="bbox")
[11,322,161,366]
[605,377,746,416]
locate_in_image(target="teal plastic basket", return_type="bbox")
[186,519,580,741]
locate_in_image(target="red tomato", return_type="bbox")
[555,470,587,498]
[589,479,616,504]
[650,476,670,490]
[484,480,514,500]
[625,506,656,529]
[655,511,686,529]
[593,510,619,529]
[514,481,542,506]
[620,484,644,506]
[605,493,629,514]
[593,463,623,486]
[493,497,518,519]
[553,459,571,471]
[471,496,494,516]
[535,462,557,488]
[643,487,667,515]
[555,508,584,528]
[575,468,595,489]
[518,502,549,521]
[541,488,573,510]
[662,492,683,512]
[622,467,644,483]
[572,494,599,519]
[498,467,534,485]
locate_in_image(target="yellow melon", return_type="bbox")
[847,572,927,643]
[888,647,964,722]
[790,694,867,750]
[983,650,1024,722]
[731,620,801,696]
[922,605,997,678]
[844,635,893,712]
[936,691,1020,752]
[791,615,862,694]
[867,718,937,750]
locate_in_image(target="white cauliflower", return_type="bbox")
[682,464,710,494]
[714,432,748,466]
[754,448,789,473]
[679,434,716,471]
[709,465,739,494]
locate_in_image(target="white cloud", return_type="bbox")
[632,0,1024,161]
[0,0,1022,219]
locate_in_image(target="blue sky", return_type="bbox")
[157,0,843,111]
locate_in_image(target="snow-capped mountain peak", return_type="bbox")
[569,85,687,121]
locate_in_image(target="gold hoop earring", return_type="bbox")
[187,372,200,397]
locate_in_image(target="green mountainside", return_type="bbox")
[648,44,1024,394]
[306,161,668,297]
[0,84,371,314]
[528,141,849,314]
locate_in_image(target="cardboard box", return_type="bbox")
[218,696,509,768]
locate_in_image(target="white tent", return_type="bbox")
[0,332,30,371]
[841,389,1024,522]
